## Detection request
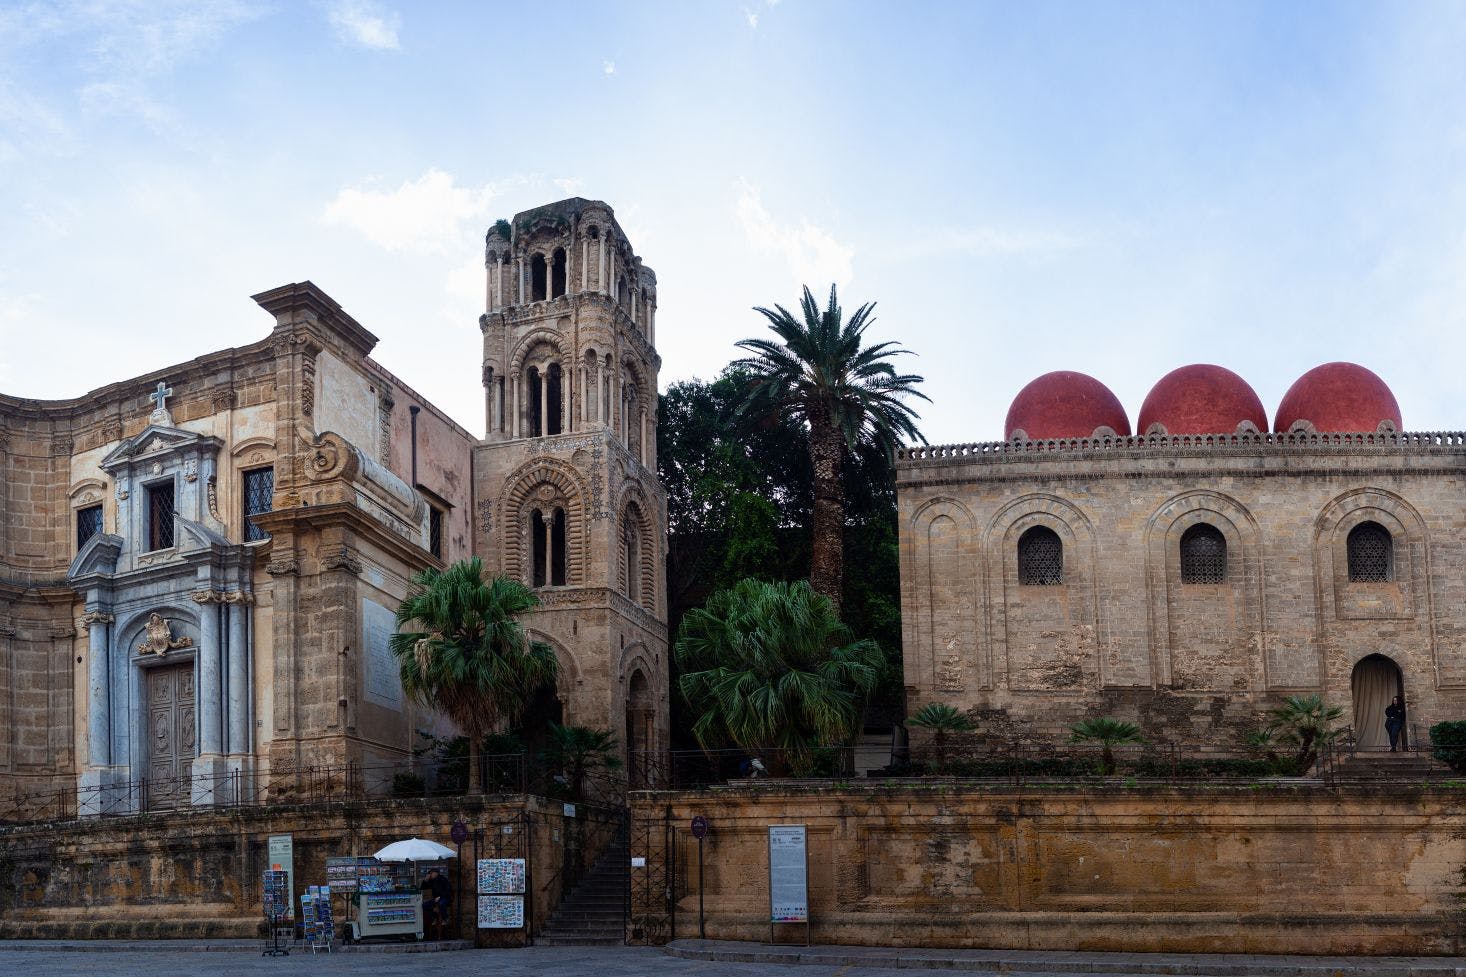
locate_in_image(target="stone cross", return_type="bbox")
[149,381,174,425]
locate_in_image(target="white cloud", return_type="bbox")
[743,8,759,29]
[322,169,498,255]
[327,0,401,50]
[734,178,854,288]
[603,60,616,75]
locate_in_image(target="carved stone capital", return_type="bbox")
[323,547,363,575]
[79,612,115,633]
[221,590,254,605]
[190,590,221,604]
[265,558,300,577]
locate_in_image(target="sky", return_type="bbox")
[2,0,1464,445]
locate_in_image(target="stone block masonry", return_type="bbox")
[632,784,1466,955]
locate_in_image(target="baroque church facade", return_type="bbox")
[0,197,669,816]
[897,363,1466,752]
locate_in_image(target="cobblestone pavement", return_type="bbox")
[3,943,1464,977]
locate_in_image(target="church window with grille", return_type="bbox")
[146,480,175,551]
[1017,526,1063,586]
[76,504,103,551]
[243,467,273,543]
[1347,521,1393,582]
[428,505,444,560]
[1180,524,1226,584]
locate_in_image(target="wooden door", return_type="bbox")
[146,662,196,809]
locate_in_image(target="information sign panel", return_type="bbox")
[768,825,808,923]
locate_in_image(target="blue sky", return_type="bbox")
[2,1,1463,443]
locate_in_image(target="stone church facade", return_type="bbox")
[897,363,1466,751]
[0,197,669,816]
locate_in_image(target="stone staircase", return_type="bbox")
[536,828,627,946]
[1326,748,1454,782]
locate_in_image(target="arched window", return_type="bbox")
[1017,526,1063,586]
[546,363,563,436]
[551,248,567,298]
[1179,524,1226,584]
[530,253,547,301]
[530,505,568,587]
[621,502,649,606]
[1347,521,1393,582]
[527,366,543,436]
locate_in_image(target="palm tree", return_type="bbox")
[542,724,623,801]
[1070,717,1144,776]
[390,557,558,794]
[676,577,883,775]
[907,704,977,773]
[1266,694,1344,772]
[733,285,928,612]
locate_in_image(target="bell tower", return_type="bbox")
[473,199,668,771]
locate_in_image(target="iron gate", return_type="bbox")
[626,806,675,945]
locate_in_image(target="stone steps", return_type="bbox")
[538,833,628,946]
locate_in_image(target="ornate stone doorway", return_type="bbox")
[1351,654,1405,751]
[145,661,196,809]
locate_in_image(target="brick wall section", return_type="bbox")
[633,784,1466,955]
[896,433,1466,750]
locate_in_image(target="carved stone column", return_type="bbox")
[82,612,114,767]
[193,591,224,757]
[225,591,251,755]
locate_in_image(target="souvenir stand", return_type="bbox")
[476,858,527,932]
[300,885,335,952]
[332,856,423,943]
[261,870,292,957]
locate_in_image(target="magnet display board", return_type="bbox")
[768,825,808,923]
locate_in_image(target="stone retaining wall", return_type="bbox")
[632,783,1466,955]
[0,794,617,945]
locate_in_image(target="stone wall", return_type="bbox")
[632,783,1466,955]
[0,794,617,944]
[896,433,1466,751]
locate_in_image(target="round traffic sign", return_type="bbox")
[691,815,709,839]
[450,820,469,845]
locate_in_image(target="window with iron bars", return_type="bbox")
[76,504,103,551]
[147,481,175,551]
[1017,526,1063,586]
[1347,521,1393,582]
[1180,524,1226,584]
[243,467,274,543]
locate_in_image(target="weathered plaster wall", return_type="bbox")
[634,785,1466,955]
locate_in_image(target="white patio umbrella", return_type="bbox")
[373,838,456,862]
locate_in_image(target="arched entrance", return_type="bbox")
[625,670,654,787]
[1351,654,1405,751]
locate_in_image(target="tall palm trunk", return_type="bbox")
[466,725,483,795]
[808,407,845,615]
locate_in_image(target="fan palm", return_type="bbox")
[907,703,977,772]
[676,577,883,774]
[390,558,557,794]
[542,724,623,801]
[733,285,928,611]
[1266,694,1344,772]
[1070,717,1144,775]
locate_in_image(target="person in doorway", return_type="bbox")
[1385,695,1407,752]
[420,868,452,933]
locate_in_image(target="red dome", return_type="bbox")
[1005,371,1131,441]
[1274,362,1402,433]
[1137,364,1267,436]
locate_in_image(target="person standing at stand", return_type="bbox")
[420,868,452,936]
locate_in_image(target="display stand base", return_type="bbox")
[262,916,292,957]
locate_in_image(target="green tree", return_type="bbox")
[541,724,623,801]
[676,578,883,774]
[390,558,557,794]
[907,704,977,772]
[1266,694,1344,772]
[1070,718,1144,776]
[732,285,928,612]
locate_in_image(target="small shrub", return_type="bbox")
[391,772,425,798]
[1430,721,1466,773]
